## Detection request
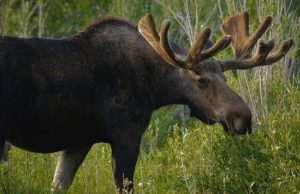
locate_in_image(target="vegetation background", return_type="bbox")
[0,0,299,193]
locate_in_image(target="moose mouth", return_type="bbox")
[189,106,217,125]
[220,120,252,135]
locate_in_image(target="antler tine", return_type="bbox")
[159,19,187,68]
[138,13,191,70]
[221,11,272,59]
[200,35,232,61]
[186,29,232,65]
[186,27,211,63]
[221,38,293,71]
[265,39,294,64]
[248,16,273,50]
[138,13,160,42]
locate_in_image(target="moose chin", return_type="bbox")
[0,11,293,193]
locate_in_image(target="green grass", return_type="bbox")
[0,0,299,193]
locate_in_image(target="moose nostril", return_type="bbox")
[232,117,252,135]
[221,115,252,135]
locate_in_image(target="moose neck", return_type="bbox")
[152,62,191,109]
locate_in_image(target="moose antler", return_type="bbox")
[220,11,293,71]
[138,13,232,70]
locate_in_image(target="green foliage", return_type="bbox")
[0,0,299,193]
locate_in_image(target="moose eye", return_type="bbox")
[198,78,210,87]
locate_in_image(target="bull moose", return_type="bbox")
[0,11,293,193]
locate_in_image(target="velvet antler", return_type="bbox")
[138,13,231,70]
[220,11,293,71]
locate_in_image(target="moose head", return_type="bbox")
[138,11,293,135]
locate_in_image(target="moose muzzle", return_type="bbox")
[220,104,252,135]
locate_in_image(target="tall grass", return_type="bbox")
[0,0,299,193]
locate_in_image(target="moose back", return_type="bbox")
[0,11,292,193]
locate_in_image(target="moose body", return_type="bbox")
[1,18,195,190]
[0,12,292,193]
[3,26,153,152]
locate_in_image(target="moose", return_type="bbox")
[0,11,292,193]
